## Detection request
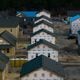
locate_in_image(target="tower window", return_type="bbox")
[34,73,37,77]
[36,54,38,57]
[35,39,37,42]
[10,29,12,32]
[24,18,26,21]
[48,53,50,57]
[7,48,10,53]
[42,73,45,77]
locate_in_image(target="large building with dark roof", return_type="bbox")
[0,16,20,38]
[20,55,64,80]
[20,10,64,80]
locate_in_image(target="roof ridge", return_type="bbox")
[31,29,55,37]
[27,39,59,50]
[33,20,53,28]
[35,15,53,22]
[20,55,64,77]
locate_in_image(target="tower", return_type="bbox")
[20,10,64,80]
[27,10,59,62]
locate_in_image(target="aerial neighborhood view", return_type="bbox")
[0,0,80,80]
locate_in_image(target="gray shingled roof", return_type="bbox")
[33,20,54,28]
[0,30,17,46]
[20,55,64,77]
[27,39,59,50]
[0,17,19,27]
[0,51,9,71]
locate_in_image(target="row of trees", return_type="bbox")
[0,0,79,10]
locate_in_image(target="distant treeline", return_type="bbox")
[0,0,80,11]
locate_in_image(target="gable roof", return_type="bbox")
[31,29,56,37]
[0,31,17,46]
[20,55,64,77]
[0,51,9,71]
[33,20,53,28]
[0,17,19,27]
[35,15,53,23]
[69,15,80,22]
[27,39,59,50]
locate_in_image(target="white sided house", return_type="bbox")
[20,55,64,80]
[27,39,58,62]
[31,29,56,44]
[70,15,80,35]
[33,21,54,33]
[36,10,51,18]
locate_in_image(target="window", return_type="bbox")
[44,25,46,28]
[26,74,29,77]
[10,29,12,32]
[0,40,3,44]
[43,45,45,48]
[35,39,37,43]
[31,55,34,58]
[36,54,38,57]
[23,25,27,29]
[34,73,37,77]
[7,48,10,53]
[42,32,44,35]
[53,55,55,58]
[50,73,53,77]
[37,45,39,48]
[42,73,45,77]
[48,53,50,58]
